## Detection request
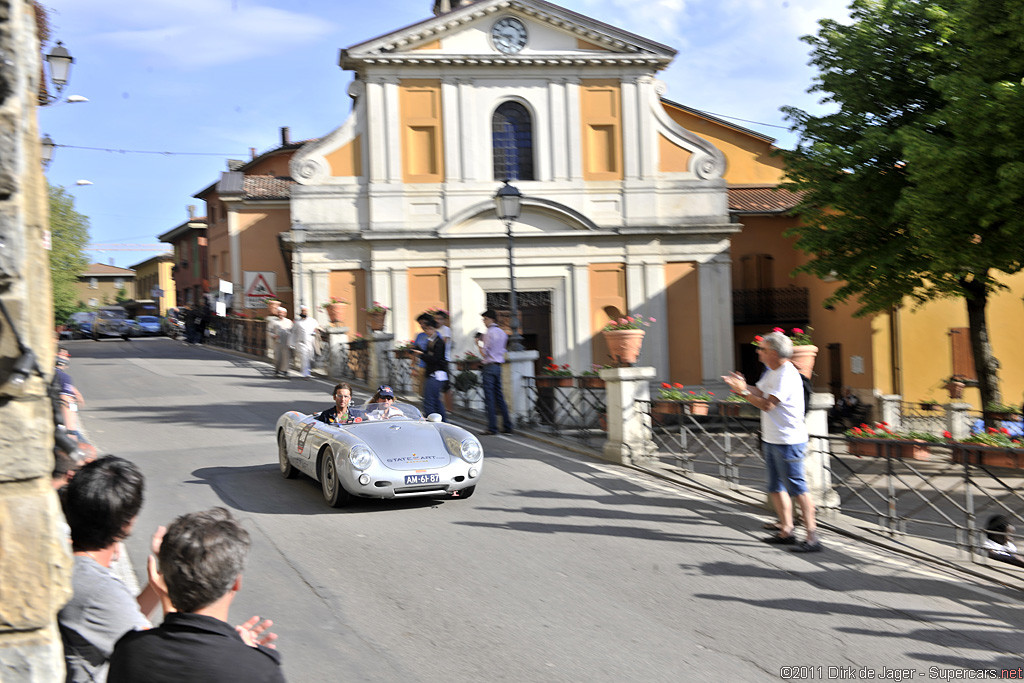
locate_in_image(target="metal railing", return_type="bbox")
[206,317,267,356]
[521,376,608,447]
[641,399,1024,560]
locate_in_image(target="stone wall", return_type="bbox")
[0,1,73,680]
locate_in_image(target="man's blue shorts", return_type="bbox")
[763,442,808,496]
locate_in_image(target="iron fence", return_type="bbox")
[206,318,267,356]
[521,377,608,447]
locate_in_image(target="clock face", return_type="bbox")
[491,17,527,54]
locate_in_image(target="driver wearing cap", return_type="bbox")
[365,385,404,420]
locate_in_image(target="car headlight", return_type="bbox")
[349,444,374,470]
[459,437,483,463]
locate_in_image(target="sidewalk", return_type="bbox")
[209,342,1024,594]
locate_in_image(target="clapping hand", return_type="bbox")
[236,616,278,649]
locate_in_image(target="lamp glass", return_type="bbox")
[41,135,55,166]
[45,42,73,92]
[494,182,522,222]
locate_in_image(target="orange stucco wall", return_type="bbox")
[658,133,692,174]
[580,80,622,181]
[235,209,290,275]
[328,269,366,331]
[665,262,702,384]
[400,80,444,183]
[326,135,362,177]
[662,103,785,185]
[407,267,449,339]
[588,263,627,365]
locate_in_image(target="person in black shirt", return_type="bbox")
[413,318,448,420]
[108,508,283,683]
[316,382,363,424]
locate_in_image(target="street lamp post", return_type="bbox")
[494,180,524,352]
[292,223,307,309]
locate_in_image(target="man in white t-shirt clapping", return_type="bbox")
[723,331,821,553]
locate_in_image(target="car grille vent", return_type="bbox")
[374,481,391,487]
[395,485,449,495]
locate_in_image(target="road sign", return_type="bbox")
[150,286,164,298]
[244,271,276,309]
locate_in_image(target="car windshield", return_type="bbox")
[360,402,423,421]
[97,310,127,320]
[137,316,159,323]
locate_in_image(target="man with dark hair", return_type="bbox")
[412,317,448,420]
[108,508,283,683]
[479,309,513,435]
[316,382,363,424]
[59,456,168,683]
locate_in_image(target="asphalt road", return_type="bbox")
[64,337,1024,682]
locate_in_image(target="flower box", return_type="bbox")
[685,401,710,416]
[578,376,606,389]
[718,403,743,418]
[845,437,931,460]
[457,359,482,371]
[652,400,684,415]
[394,349,417,360]
[951,445,1024,469]
[536,376,573,388]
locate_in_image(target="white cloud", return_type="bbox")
[49,0,337,69]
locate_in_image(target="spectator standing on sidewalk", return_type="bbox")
[722,331,821,552]
[289,305,320,379]
[272,307,293,377]
[108,508,284,683]
[479,309,513,435]
[433,309,455,414]
[413,317,448,420]
[58,456,170,683]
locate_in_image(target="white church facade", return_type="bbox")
[288,0,737,386]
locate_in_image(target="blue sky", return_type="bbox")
[39,0,850,268]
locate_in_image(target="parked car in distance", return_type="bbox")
[163,308,185,339]
[93,305,133,339]
[63,312,96,339]
[134,315,163,336]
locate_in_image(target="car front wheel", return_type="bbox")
[320,450,350,508]
[278,431,297,479]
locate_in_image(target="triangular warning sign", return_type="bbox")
[246,273,274,298]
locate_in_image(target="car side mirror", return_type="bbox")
[427,413,443,422]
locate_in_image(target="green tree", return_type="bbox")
[49,183,90,323]
[115,286,128,303]
[780,0,1022,408]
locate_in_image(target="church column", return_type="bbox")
[548,79,568,181]
[699,255,735,385]
[382,76,402,183]
[642,262,669,377]
[620,77,640,180]
[570,263,591,369]
[366,77,388,183]
[636,75,657,179]
[441,77,462,182]
[565,77,583,181]
[457,79,477,181]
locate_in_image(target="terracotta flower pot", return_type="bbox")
[578,376,606,389]
[367,310,387,331]
[652,400,684,415]
[394,349,416,360]
[719,403,743,417]
[457,359,482,371]
[602,329,645,366]
[685,401,710,416]
[790,345,818,379]
[324,303,345,324]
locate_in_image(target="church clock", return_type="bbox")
[491,17,528,54]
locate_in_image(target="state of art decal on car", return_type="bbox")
[385,453,447,465]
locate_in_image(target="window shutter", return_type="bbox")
[949,328,976,380]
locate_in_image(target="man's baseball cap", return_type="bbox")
[377,385,395,398]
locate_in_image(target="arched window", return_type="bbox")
[492,101,535,181]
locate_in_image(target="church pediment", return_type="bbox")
[340,0,675,69]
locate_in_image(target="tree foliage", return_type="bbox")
[780,0,1024,407]
[49,183,90,323]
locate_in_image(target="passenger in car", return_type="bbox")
[316,382,364,424]
[364,385,404,420]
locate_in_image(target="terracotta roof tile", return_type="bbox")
[243,175,295,200]
[729,186,805,214]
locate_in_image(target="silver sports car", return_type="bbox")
[275,402,484,507]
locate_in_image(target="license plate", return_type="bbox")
[404,473,440,485]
